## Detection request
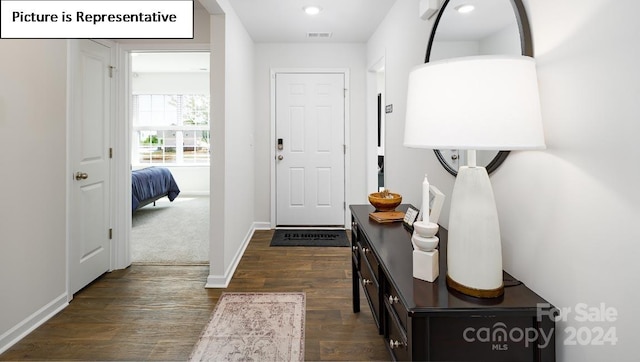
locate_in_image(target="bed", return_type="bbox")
[132,167,181,212]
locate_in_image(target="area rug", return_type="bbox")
[270,229,349,247]
[190,292,305,361]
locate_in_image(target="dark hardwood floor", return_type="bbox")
[0,230,389,361]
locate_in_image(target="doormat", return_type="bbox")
[270,229,350,247]
[190,292,305,361]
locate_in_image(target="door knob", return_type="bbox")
[277,155,284,160]
[75,172,88,180]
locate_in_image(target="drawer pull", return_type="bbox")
[362,247,370,254]
[388,295,399,305]
[362,278,372,286]
[389,339,405,349]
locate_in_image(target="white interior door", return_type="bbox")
[69,39,112,294]
[275,73,345,226]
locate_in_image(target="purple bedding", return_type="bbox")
[132,167,180,211]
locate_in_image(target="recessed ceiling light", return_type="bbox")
[303,6,322,16]
[455,4,475,13]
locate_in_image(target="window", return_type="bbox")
[132,94,210,164]
[130,51,210,166]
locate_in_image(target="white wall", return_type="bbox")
[168,167,210,195]
[430,40,479,60]
[368,0,640,360]
[496,0,640,360]
[430,21,520,61]
[479,21,520,55]
[207,0,257,286]
[252,43,368,223]
[0,40,69,352]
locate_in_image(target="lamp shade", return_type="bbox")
[404,55,545,150]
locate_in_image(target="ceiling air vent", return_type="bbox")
[307,32,332,39]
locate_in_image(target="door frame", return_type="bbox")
[367,56,386,193]
[66,38,117,300]
[114,43,211,270]
[270,68,351,228]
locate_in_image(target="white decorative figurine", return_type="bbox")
[412,174,442,282]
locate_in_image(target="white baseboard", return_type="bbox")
[205,221,266,288]
[205,275,231,288]
[253,221,271,230]
[0,293,68,354]
[178,191,210,197]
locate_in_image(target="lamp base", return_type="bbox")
[447,166,504,298]
[447,274,504,298]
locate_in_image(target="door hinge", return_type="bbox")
[109,228,113,240]
[344,88,347,97]
[108,65,115,78]
[343,144,346,154]
[109,147,113,159]
[344,202,346,210]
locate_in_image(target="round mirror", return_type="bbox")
[425,0,533,176]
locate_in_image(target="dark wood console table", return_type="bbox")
[350,204,556,361]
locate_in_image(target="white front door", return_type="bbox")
[69,39,112,294]
[275,72,345,226]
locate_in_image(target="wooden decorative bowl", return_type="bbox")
[368,192,402,212]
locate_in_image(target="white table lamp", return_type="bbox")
[404,55,545,298]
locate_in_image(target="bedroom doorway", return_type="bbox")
[129,51,211,264]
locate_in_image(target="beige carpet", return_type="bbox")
[190,293,305,361]
[131,196,209,264]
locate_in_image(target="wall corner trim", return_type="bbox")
[205,222,269,288]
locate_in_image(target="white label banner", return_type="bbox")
[1,0,194,39]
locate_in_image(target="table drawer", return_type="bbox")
[350,233,360,269]
[359,238,379,281]
[359,256,381,330]
[385,304,409,361]
[384,281,408,332]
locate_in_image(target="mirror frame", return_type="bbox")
[425,0,534,176]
